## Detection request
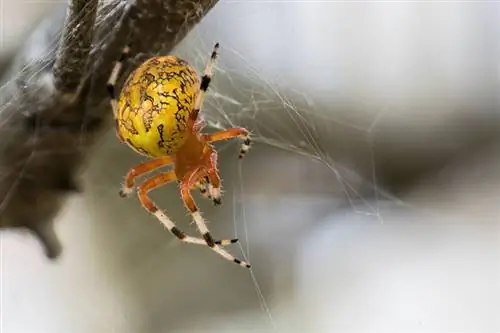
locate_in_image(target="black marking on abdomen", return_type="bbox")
[157,124,165,148]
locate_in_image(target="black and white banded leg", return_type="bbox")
[138,171,238,247]
[203,128,252,160]
[181,183,250,268]
[107,44,131,120]
[191,42,219,121]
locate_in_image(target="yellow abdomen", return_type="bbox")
[116,56,200,157]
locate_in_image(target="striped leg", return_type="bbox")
[204,127,251,159]
[106,44,131,130]
[190,42,219,123]
[120,156,173,197]
[137,171,238,247]
[180,181,250,268]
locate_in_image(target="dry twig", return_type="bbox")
[0,0,218,259]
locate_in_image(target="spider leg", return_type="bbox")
[190,42,219,125]
[204,127,251,159]
[180,180,250,268]
[120,156,173,197]
[137,171,238,247]
[107,44,131,137]
[193,119,206,132]
[207,152,222,205]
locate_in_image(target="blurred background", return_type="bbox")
[1,1,499,332]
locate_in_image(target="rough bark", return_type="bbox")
[0,0,218,259]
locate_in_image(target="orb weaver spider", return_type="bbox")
[106,43,251,268]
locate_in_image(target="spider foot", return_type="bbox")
[234,258,251,268]
[211,244,251,268]
[119,186,133,198]
[209,186,222,206]
[238,137,251,159]
[190,211,250,268]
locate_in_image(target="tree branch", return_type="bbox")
[52,0,98,95]
[0,0,219,259]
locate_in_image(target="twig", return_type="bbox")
[0,0,219,259]
[52,0,98,96]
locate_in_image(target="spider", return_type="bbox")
[106,43,251,268]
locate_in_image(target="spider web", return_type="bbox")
[162,17,395,333]
[3,1,499,333]
[116,3,405,332]
[0,1,396,332]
